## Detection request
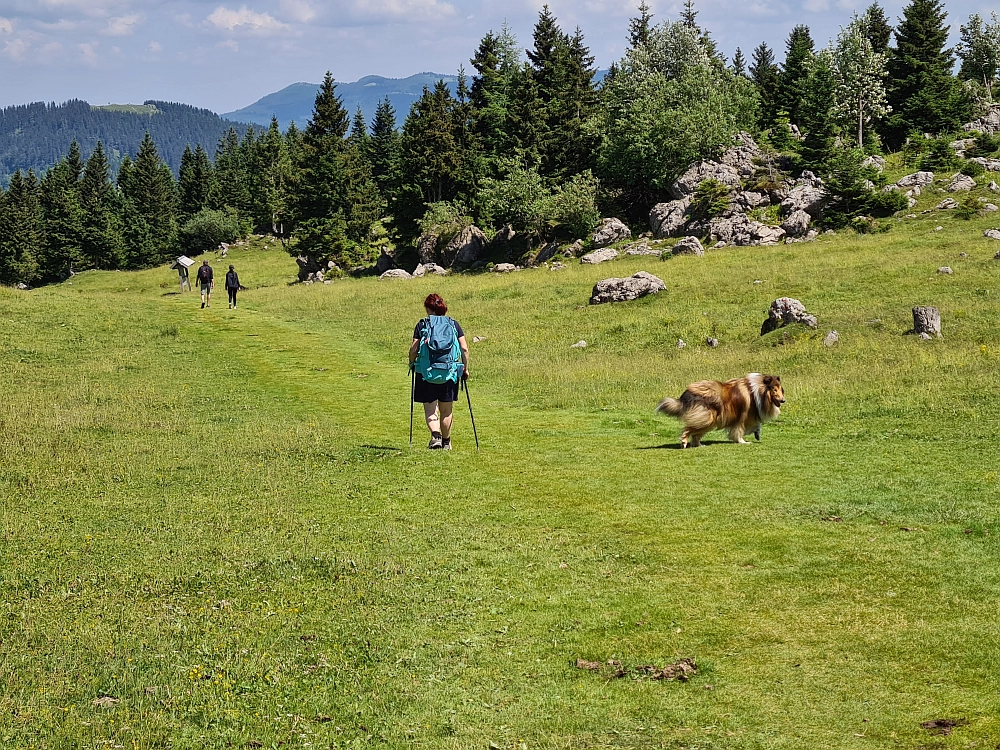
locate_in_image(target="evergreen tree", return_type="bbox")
[628,1,654,50]
[750,42,781,129]
[0,170,43,285]
[732,48,748,77]
[798,50,839,171]
[369,98,402,201]
[178,144,212,221]
[65,140,85,183]
[349,105,369,146]
[255,117,293,235]
[79,141,122,269]
[211,127,251,216]
[778,25,815,127]
[119,132,178,267]
[38,156,85,280]
[885,0,972,147]
[863,3,894,54]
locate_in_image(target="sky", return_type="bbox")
[0,0,991,114]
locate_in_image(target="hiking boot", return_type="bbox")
[442,438,452,451]
[427,435,443,450]
[201,302,205,309]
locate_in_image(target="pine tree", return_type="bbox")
[211,127,251,216]
[179,144,212,221]
[885,0,972,146]
[65,140,85,183]
[680,0,698,28]
[863,3,894,54]
[79,141,122,269]
[750,42,781,129]
[369,98,401,201]
[119,132,178,267]
[0,170,43,285]
[349,105,369,146]
[731,48,748,77]
[255,117,293,235]
[628,1,653,50]
[38,156,86,280]
[799,50,839,171]
[778,25,815,127]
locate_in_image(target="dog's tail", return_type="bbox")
[655,397,684,418]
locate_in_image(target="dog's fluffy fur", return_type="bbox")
[656,374,785,448]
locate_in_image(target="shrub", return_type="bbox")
[955,195,982,220]
[689,179,731,220]
[538,171,602,240]
[919,136,961,172]
[417,202,473,246]
[179,208,244,257]
[851,215,890,234]
[961,160,986,178]
[979,133,1000,154]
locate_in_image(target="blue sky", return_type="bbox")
[0,0,989,113]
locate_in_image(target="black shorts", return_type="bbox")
[413,375,459,403]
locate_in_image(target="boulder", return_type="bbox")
[669,161,742,200]
[671,236,705,256]
[861,155,886,172]
[761,297,818,335]
[796,170,824,188]
[719,131,761,177]
[947,173,976,192]
[15,282,29,291]
[912,306,941,338]
[492,263,517,273]
[705,214,786,246]
[985,203,999,212]
[416,233,439,264]
[780,209,812,237]
[623,240,661,256]
[589,271,666,305]
[950,138,976,154]
[570,340,587,349]
[649,198,691,239]
[823,330,839,347]
[535,241,561,263]
[781,184,828,217]
[733,191,770,211]
[936,198,958,210]
[984,229,1000,240]
[896,171,934,188]
[970,157,1000,172]
[379,269,412,280]
[591,218,631,249]
[442,225,488,269]
[413,263,446,277]
[706,337,720,348]
[581,247,619,265]
[938,266,953,274]
[962,103,1000,134]
[988,181,1000,193]
[375,249,395,275]
[565,239,585,257]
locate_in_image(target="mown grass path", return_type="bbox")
[2,212,1000,748]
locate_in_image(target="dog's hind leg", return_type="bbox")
[728,425,748,444]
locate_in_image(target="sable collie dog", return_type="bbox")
[656,374,785,448]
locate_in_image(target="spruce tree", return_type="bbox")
[212,127,251,217]
[119,133,178,267]
[179,144,212,221]
[38,156,86,280]
[798,51,839,171]
[680,0,698,28]
[255,117,293,235]
[731,48,748,77]
[628,1,653,50]
[778,25,815,127]
[750,42,781,129]
[349,105,369,146]
[885,0,972,146]
[79,141,123,269]
[369,98,401,201]
[864,3,894,54]
[0,170,43,285]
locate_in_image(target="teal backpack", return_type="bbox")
[414,316,463,384]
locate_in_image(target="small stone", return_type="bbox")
[472,336,486,343]
[985,229,1000,240]
[936,198,958,210]
[711,241,727,249]
[492,263,517,273]
[580,247,619,265]
[959,252,968,257]
[919,332,933,341]
[671,236,705,256]
[379,269,412,280]
[934,226,943,231]
[677,339,687,349]
[753,279,764,285]
[906,214,918,219]
[823,330,839,347]
[985,204,999,212]
[323,279,332,285]
[549,262,567,271]
[761,297,818,334]
[706,337,719,348]
[938,266,953,274]
[912,305,942,338]
[989,181,1000,193]
[570,340,587,349]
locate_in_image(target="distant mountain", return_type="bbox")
[223,73,460,129]
[0,99,256,186]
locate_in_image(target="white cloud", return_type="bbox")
[2,36,31,61]
[217,39,240,51]
[280,0,317,23]
[77,41,98,65]
[351,0,457,22]
[102,13,142,36]
[147,40,162,53]
[205,5,288,34]
[0,17,13,34]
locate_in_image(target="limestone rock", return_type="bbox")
[670,161,742,200]
[589,271,666,305]
[896,171,934,188]
[971,158,1000,172]
[908,197,919,208]
[781,184,828,217]
[938,266,953,274]
[15,282,29,290]
[963,103,1000,134]
[989,181,1000,193]
[912,306,941,338]
[649,199,691,239]
[676,339,687,349]
[379,269,412,280]
[623,240,661,256]
[442,225,488,269]
[861,155,886,172]
[947,173,976,192]
[706,337,719,348]
[591,217,632,249]
[535,241,560,263]
[984,229,1000,240]
[937,198,958,210]
[416,233,439,264]
[719,131,761,177]
[412,263,446,277]
[734,191,770,212]
[671,236,705,256]
[780,209,812,237]
[985,204,999,212]
[570,340,587,349]
[823,330,839,347]
[761,297,818,335]
[581,247,619,265]
[492,263,518,273]
[950,138,976,154]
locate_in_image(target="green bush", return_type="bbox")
[851,215,890,234]
[960,160,986,178]
[179,208,244,257]
[978,133,1000,154]
[919,137,961,172]
[689,179,731,220]
[955,195,983,220]
[417,202,473,246]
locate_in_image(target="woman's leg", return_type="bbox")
[423,401,440,434]
[439,401,454,439]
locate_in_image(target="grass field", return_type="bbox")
[2,193,1000,749]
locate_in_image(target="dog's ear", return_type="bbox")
[763,375,774,386]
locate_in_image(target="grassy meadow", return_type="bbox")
[2,192,1000,749]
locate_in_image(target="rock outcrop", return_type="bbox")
[947,173,976,192]
[379,269,412,280]
[580,247,619,265]
[412,263,447,277]
[780,209,812,237]
[671,236,705,256]
[589,272,666,305]
[442,226,489,269]
[761,297,818,335]
[649,199,691,239]
[416,233,439,265]
[963,103,1000,134]
[670,161,741,200]
[897,171,934,188]
[591,218,631,249]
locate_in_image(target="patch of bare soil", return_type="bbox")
[574,657,698,681]
[920,718,967,736]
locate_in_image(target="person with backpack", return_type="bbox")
[409,293,469,450]
[225,264,241,309]
[196,260,214,309]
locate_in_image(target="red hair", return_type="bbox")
[424,293,448,316]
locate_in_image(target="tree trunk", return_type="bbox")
[858,105,864,150]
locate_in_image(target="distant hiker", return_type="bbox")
[409,293,469,450]
[197,260,214,309]
[226,264,241,309]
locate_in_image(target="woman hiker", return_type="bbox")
[225,264,241,309]
[409,293,470,450]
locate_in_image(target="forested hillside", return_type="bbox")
[2,0,998,289]
[0,99,254,186]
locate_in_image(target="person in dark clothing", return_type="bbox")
[408,293,470,450]
[225,265,241,309]
[196,260,214,308]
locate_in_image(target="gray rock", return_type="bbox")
[702,214,786,246]
[761,297,818,335]
[711,241,727,248]
[671,236,705,256]
[985,229,1000,240]
[15,282,29,290]
[936,198,959,209]
[950,138,976,154]
[676,339,687,349]
[472,336,487,343]
[649,198,691,239]
[412,263,446,277]
[990,181,1000,193]
[908,197,919,208]
[985,204,999,212]
[580,247,619,265]
[416,233,439,264]
[549,262,567,270]
[919,332,933,341]
[823,330,839,347]
[896,171,934,188]
[375,249,395,274]
[570,340,587,349]
[780,209,812,237]
[706,337,719,348]
[442,225,488,268]
[589,271,666,305]
[719,132,761,177]
[938,266,953,274]
[861,155,886,172]
[536,241,561,263]
[947,173,976,192]
[796,170,824,188]
[963,104,1000,133]
[492,263,517,273]
[670,161,742,200]
[907,186,922,197]
[970,157,1000,172]
[935,226,944,231]
[781,184,828,217]
[734,191,770,211]
[623,240,661,256]
[912,306,941,338]
[591,217,632,249]
[379,269,412,280]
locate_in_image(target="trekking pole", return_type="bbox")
[463,377,480,452]
[409,365,415,447]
